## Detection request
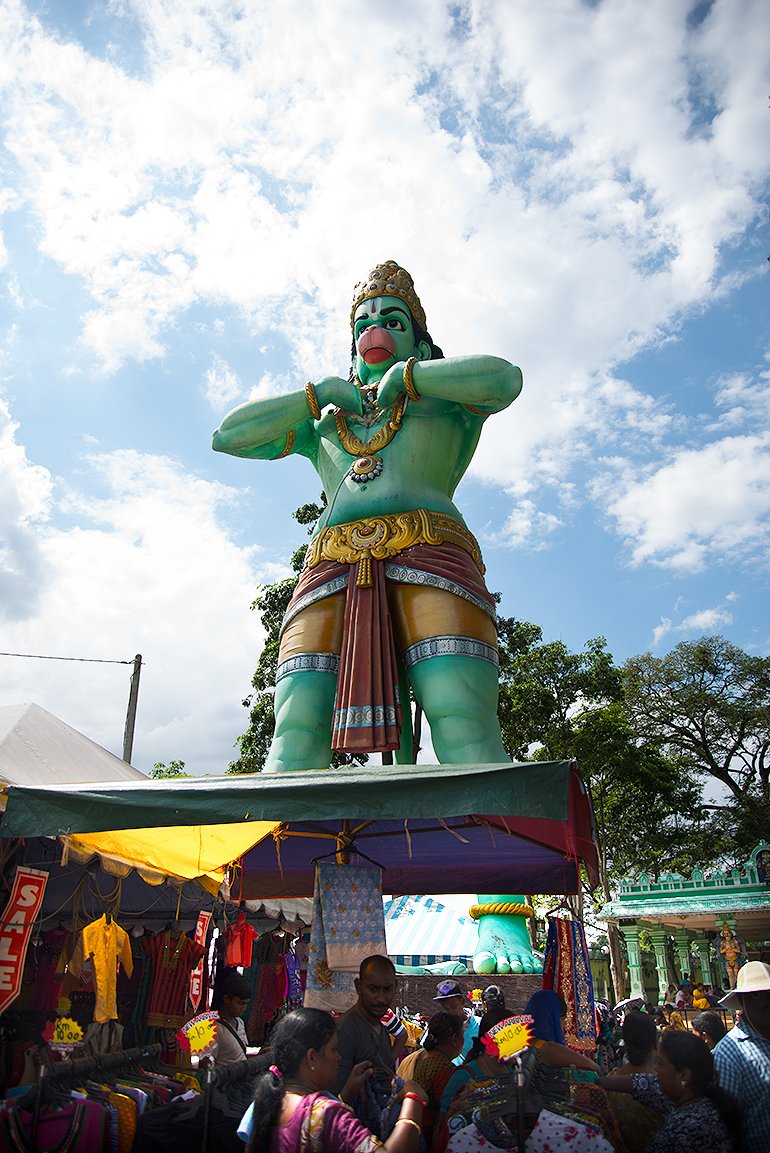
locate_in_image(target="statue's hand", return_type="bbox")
[315,376,363,415]
[376,362,407,411]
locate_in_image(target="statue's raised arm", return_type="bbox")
[212,377,362,460]
[213,260,523,774]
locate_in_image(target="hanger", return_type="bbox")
[310,846,385,870]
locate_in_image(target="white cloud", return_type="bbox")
[606,434,770,571]
[0,395,53,619]
[203,354,242,409]
[678,606,734,632]
[0,422,266,773]
[651,597,737,647]
[712,362,770,431]
[1,0,765,422]
[494,499,563,551]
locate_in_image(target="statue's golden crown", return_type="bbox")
[350,260,427,332]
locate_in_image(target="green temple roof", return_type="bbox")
[598,843,770,940]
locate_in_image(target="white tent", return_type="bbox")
[0,702,144,790]
[0,703,268,889]
[384,894,478,967]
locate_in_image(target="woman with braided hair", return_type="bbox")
[240,1007,428,1152]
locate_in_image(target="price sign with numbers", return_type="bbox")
[51,1016,84,1051]
[177,1010,219,1057]
[482,1014,534,1060]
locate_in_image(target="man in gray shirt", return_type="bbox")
[334,955,403,1096]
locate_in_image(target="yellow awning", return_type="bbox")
[62,822,280,895]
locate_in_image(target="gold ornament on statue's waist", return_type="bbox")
[305,508,485,588]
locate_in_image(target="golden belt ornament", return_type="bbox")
[305,509,485,588]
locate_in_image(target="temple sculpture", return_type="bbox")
[214,260,521,772]
[214,260,538,972]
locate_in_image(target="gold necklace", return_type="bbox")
[335,393,407,483]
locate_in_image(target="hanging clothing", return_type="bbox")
[70,915,134,1024]
[140,930,205,1029]
[0,1098,108,1152]
[305,864,386,1013]
[224,913,259,968]
[541,916,596,1053]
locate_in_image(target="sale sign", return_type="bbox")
[481,1014,535,1060]
[0,867,48,1014]
[188,910,211,1013]
[177,1010,219,1057]
[50,1016,84,1052]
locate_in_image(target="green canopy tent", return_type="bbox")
[0,760,597,897]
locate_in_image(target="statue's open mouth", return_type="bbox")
[357,327,395,365]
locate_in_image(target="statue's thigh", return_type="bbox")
[277,594,345,660]
[388,583,497,652]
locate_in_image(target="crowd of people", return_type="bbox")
[227,954,770,1152]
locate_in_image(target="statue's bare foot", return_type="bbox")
[473,946,541,975]
[471,899,543,976]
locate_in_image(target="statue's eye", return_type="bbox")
[385,319,403,330]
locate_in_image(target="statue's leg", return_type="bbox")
[265,594,343,772]
[265,668,338,772]
[409,655,508,762]
[389,585,507,763]
[471,895,542,975]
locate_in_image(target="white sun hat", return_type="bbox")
[719,961,770,1009]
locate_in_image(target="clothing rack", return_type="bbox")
[200,1056,267,1153]
[29,1043,162,1149]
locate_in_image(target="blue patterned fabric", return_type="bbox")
[304,864,387,1013]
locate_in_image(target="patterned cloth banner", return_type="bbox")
[542,915,596,1053]
[0,867,48,1014]
[188,910,211,1013]
[304,863,386,1012]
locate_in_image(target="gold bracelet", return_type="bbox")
[402,356,420,401]
[305,380,322,420]
[395,1117,422,1132]
[275,429,296,458]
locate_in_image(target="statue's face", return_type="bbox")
[353,296,429,384]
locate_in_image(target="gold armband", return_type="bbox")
[305,381,322,420]
[395,1118,422,1132]
[402,356,420,401]
[275,429,296,458]
[468,901,534,919]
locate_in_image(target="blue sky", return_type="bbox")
[1,0,768,776]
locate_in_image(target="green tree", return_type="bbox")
[622,636,770,863]
[149,759,189,778]
[496,617,622,759]
[496,620,710,1000]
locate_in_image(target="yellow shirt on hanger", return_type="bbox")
[73,914,134,1023]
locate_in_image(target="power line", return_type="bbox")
[0,652,133,665]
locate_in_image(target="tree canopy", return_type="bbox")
[622,636,770,800]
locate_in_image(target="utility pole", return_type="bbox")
[122,654,142,763]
